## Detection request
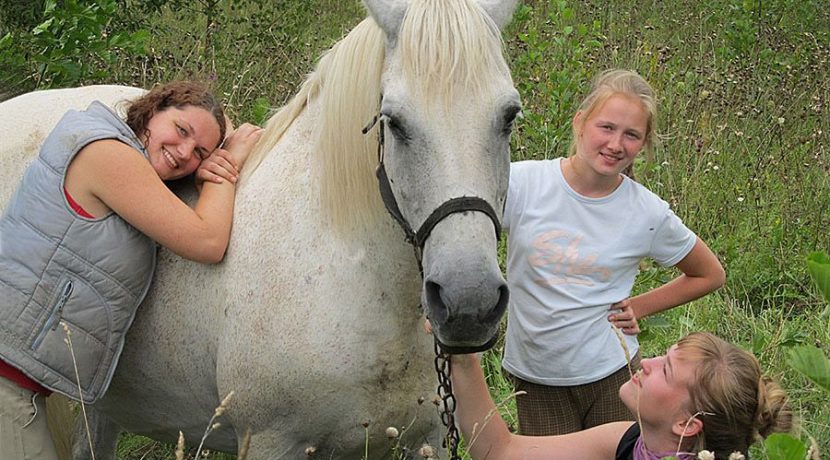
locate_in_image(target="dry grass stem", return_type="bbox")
[237,427,252,460]
[62,322,95,460]
[611,324,643,432]
[194,391,235,459]
[677,411,714,456]
[175,431,185,460]
[466,390,526,451]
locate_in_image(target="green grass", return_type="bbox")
[2,0,828,458]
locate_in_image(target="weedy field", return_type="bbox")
[1,0,828,458]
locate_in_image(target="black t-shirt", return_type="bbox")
[615,423,640,460]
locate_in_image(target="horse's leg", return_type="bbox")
[71,407,122,460]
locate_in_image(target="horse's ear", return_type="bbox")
[363,0,408,45]
[477,0,520,29]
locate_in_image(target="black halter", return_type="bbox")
[362,111,502,274]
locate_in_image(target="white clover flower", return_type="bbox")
[737,197,745,202]
[777,117,785,125]
[697,450,716,460]
[728,452,746,460]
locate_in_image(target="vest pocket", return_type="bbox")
[31,280,74,350]
[30,273,112,395]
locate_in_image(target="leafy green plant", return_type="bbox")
[761,252,830,459]
[0,0,148,90]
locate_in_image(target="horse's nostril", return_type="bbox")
[480,284,509,323]
[425,281,450,323]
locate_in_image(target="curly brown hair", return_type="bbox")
[125,81,226,149]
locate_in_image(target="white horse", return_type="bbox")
[0,0,521,458]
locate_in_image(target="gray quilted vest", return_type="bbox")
[0,101,156,403]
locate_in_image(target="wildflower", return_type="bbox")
[777,117,785,125]
[698,90,711,101]
[728,452,745,460]
[418,444,437,458]
[304,446,317,456]
[697,450,715,460]
[737,197,745,202]
[385,426,400,439]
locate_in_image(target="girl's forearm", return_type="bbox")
[451,354,513,459]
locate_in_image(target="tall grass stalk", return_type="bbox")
[61,322,95,460]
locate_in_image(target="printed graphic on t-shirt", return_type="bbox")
[528,229,611,286]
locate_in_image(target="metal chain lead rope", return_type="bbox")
[434,339,462,460]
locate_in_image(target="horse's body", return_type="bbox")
[0,1,520,458]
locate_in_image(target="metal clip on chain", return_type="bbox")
[434,339,462,460]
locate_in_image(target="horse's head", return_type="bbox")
[365,0,520,353]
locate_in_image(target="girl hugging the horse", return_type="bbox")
[0,80,262,459]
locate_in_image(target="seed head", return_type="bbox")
[175,431,185,460]
[418,444,437,458]
[304,446,317,457]
[214,391,235,418]
[385,426,399,439]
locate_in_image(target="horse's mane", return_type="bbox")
[399,0,510,111]
[245,0,509,232]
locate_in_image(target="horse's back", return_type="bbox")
[0,85,145,206]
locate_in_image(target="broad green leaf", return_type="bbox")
[32,18,55,35]
[806,252,830,304]
[788,346,830,392]
[764,433,807,460]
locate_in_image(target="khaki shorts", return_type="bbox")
[510,353,641,436]
[0,377,59,460]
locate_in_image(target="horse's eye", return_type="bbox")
[384,115,410,143]
[501,104,523,135]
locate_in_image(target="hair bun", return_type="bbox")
[755,377,794,438]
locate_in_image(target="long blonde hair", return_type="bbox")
[676,332,794,458]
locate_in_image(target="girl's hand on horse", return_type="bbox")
[423,318,433,334]
[608,299,640,335]
[221,123,264,170]
[196,148,239,186]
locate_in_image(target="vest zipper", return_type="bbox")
[32,281,74,349]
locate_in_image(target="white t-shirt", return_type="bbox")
[502,158,696,386]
